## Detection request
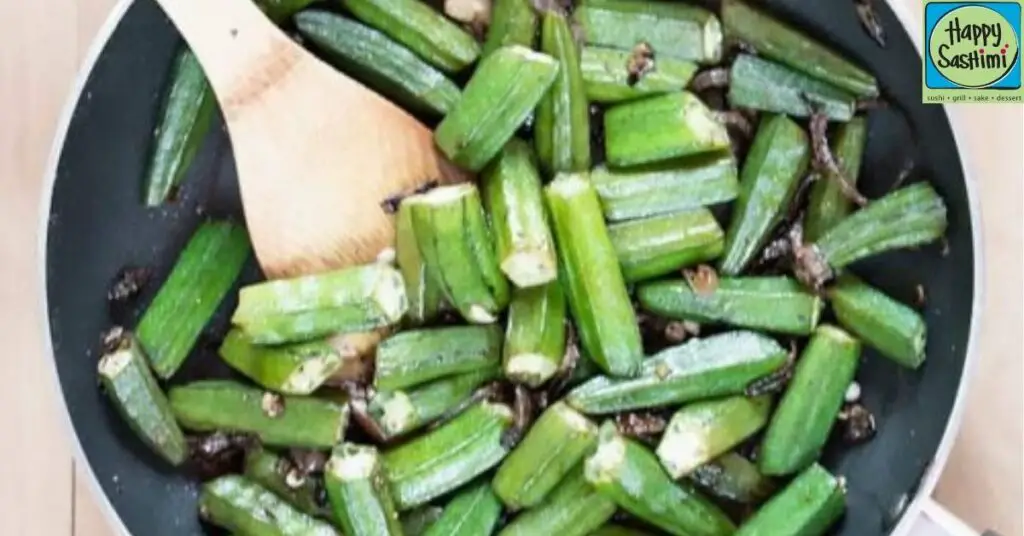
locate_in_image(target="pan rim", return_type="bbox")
[34,1,986,535]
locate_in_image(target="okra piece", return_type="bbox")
[341,0,480,72]
[718,114,810,276]
[219,329,342,395]
[257,0,317,22]
[137,221,250,379]
[581,46,698,103]
[589,526,655,536]
[97,336,187,465]
[805,117,868,241]
[482,0,538,57]
[324,444,404,536]
[435,46,559,171]
[536,10,591,173]
[567,331,788,415]
[734,463,846,536]
[637,276,823,335]
[396,198,444,326]
[727,54,857,121]
[199,475,340,536]
[493,402,599,509]
[410,184,510,323]
[375,325,502,391]
[759,325,860,475]
[401,506,444,536]
[721,0,878,97]
[585,423,735,536]
[689,452,775,505]
[503,282,567,387]
[143,47,215,206]
[656,395,772,479]
[605,92,730,167]
[546,173,643,377]
[609,209,725,283]
[232,263,407,345]
[481,139,558,288]
[384,401,514,510]
[367,367,500,439]
[295,11,461,117]
[423,481,503,536]
[827,274,927,369]
[497,469,617,536]
[169,380,348,449]
[591,153,739,222]
[244,449,333,521]
[573,0,723,64]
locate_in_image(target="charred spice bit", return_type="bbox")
[187,432,257,480]
[915,284,926,307]
[854,0,887,48]
[838,403,877,443]
[855,96,888,111]
[626,42,656,86]
[753,234,794,271]
[683,264,720,296]
[712,110,755,140]
[285,467,307,489]
[664,321,690,343]
[615,412,667,444]
[889,155,916,192]
[689,67,731,93]
[100,325,129,354]
[289,448,328,476]
[261,392,285,418]
[544,324,581,400]
[745,355,795,396]
[348,396,389,444]
[808,108,869,207]
[503,384,536,449]
[379,180,440,214]
[108,266,152,303]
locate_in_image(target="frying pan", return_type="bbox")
[40,0,984,534]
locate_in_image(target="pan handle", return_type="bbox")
[905,496,980,536]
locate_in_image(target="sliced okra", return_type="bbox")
[609,209,725,283]
[689,452,775,505]
[536,10,592,173]
[581,46,698,103]
[243,449,333,521]
[324,443,404,536]
[827,274,927,369]
[503,281,567,387]
[423,481,503,536]
[199,475,340,535]
[727,54,857,121]
[734,463,846,535]
[218,329,342,395]
[573,0,723,64]
[395,197,444,326]
[497,468,617,536]
[374,324,502,391]
[482,0,538,57]
[604,92,731,167]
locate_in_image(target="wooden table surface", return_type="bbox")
[0,0,1020,534]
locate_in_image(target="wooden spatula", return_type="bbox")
[153,0,469,278]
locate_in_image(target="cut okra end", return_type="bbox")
[501,250,558,289]
[327,443,382,480]
[584,422,628,485]
[373,392,416,437]
[505,352,560,387]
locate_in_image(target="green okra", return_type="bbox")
[341,0,480,72]
[591,153,739,222]
[689,452,775,505]
[482,0,539,57]
[727,54,857,121]
[401,506,444,536]
[573,0,723,63]
[325,444,404,536]
[257,0,317,22]
[384,401,514,510]
[97,335,187,465]
[497,469,617,536]
[232,263,407,345]
[367,367,500,439]
[545,173,644,378]
[410,184,510,323]
[169,380,349,449]
[423,481,503,536]
[493,402,599,509]
[199,475,341,536]
[375,324,502,391]
[481,139,558,288]
[295,11,461,117]
[721,0,878,97]
[637,276,823,335]
[581,46,698,103]
[396,197,444,326]
[503,281,567,387]
[759,325,860,475]
[827,274,927,369]
[244,449,333,521]
[536,10,591,173]
[805,117,869,242]
[609,209,725,283]
[585,423,735,536]
[137,221,250,379]
[567,331,788,415]
[604,92,731,167]
[589,526,655,536]
[734,463,846,536]
[435,46,559,171]
[719,114,810,276]
[218,329,342,395]
[656,395,772,479]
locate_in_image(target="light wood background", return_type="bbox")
[0,0,1020,534]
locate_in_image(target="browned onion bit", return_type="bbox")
[855,97,888,111]
[713,110,755,140]
[889,155,916,192]
[788,218,833,290]
[689,67,731,93]
[745,343,797,396]
[664,321,689,344]
[100,325,129,354]
[503,384,536,448]
[288,448,328,476]
[615,411,667,443]
[108,266,152,303]
[543,323,582,400]
[683,264,720,296]
[808,110,869,208]
[838,403,877,443]
[187,432,257,480]
[626,42,656,86]
[854,0,887,47]
[379,180,440,214]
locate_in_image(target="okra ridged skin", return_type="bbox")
[481,139,558,288]
[805,117,868,242]
[435,46,560,171]
[482,0,538,57]
[734,463,845,536]
[325,444,404,536]
[591,153,739,222]
[589,526,656,536]
[493,402,599,509]
[232,263,408,345]
[137,221,250,379]
[719,114,810,276]
[609,209,725,283]
[375,324,502,391]
[727,54,857,121]
[200,475,341,536]
[383,401,514,510]
[396,198,444,326]
[169,380,349,449]
[689,452,775,505]
[721,0,877,97]
[585,423,735,536]
[637,276,823,335]
[545,173,644,378]
[423,481,503,536]
[573,0,723,64]
[244,449,333,521]
[503,281,567,387]
[219,329,342,395]
[341,0,480,72]
[827,274,927,369]
[604,92,731,167]
[295,11,461,117]
[97,337,188,465]
[581,46,698,103]
[401,506,444,536]
[497,469,617,536]
[656,395,772,479]
[536,11,592,173]
[759,325,860,476]
[567,331,788,415]
[368,366,500,439]
[257,0,317,22]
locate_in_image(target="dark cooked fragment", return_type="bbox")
[808,110,867,207]
[854,0,886,47]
